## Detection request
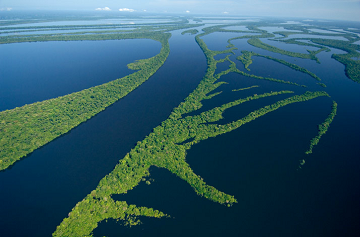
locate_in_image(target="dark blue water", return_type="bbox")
[186,36,360,236]
[0,29,206,237]
[1,24,359,237]
[245,56,319,87]
[262,38,319,54]
[95,32,360,237]
[201,32,260,51]
[0,39,160,111]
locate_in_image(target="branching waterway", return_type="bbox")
[0,22,206,237]
[0,14,359,237]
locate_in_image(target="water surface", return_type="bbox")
[0,29,207,237]
[0,39,160,111]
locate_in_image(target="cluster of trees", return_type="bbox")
[1,30,159,44]
[247,38,325,62]
[54,28,332,236]
[308,38,360,83]
[0,20,202,44]
[305,101,337,155]
[1,18,343,235]
[232,85,259,92]
[237,50,255,71]
[0,31,171,171]
[0,16,188,31]
[333,54,360,83]
[0,25,137,36]
[0,18,206,171]
[236,50,323,84]
[181,29,199,35]
[272,28,360,83]
[235,66,305,87]
[54,195,167,236]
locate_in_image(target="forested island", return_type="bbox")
[54,19,337,236]
[0,13,359,237]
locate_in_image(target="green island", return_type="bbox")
[308,38,360,83]
[247,38,326,63]
[0,19,207,171]
[52,25,333,237]
[222,22,359,85]
[196,27,306,87]
[232,85,259,92]
[305,101,338,155]
[0,31,170,171]
[2,17,354,236]
[236,50,323,83]
[317,83,327,88]
[270,26,360,83]
[201,22,357,87]
[181,29,199,35]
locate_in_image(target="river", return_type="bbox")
[0,28,206,236]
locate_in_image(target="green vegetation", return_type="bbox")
[305,101,337,155]
[276,38,330,52]
[247,38,325,62]
[232,85,259,92]
[0,19,205,171]
[182,29,199,35]
[237,51,255,71]
[53,25,331,236]
[197,33,305,87]
[259,54,321,81]
[1,18,349,235]
[309,38,360,83]
[317,83,327,88]
[234,66,306,87]
[0,32,171,171]
[0,23,202,45]
[221,21,359,83]
[272,27,359,83]
[236,51,323,83]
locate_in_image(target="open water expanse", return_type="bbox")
[0,18,359,237]
[0,39,161,111]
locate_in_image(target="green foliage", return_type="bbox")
[0,20,206,170]
[1,18,346,235]
[237,51,256,71]
[234,67,305,87]
[281,36,360,83]
[305,101,337,155]
[53,26,331,236]
[232,85,259,92]
[181,29,199,35]
[0,32,171,171]
[247,38,324,62]
[53,195,168,237]
[332,54,360,83]
[236,50,322,84]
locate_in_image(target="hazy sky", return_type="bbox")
[1,0,359,21]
